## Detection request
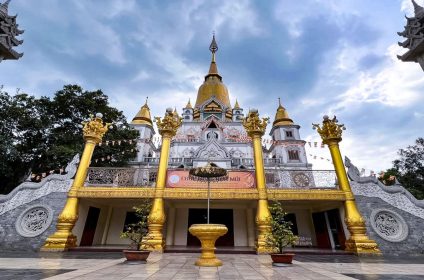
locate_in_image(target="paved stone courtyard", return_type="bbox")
[0,252,424,280]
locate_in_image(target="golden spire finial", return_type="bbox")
[209,32,218,62]
[185,98,193,109]
[278,97,282,108]
[144,96,149,106]
[234,99,240,109]
[208,33,219,75]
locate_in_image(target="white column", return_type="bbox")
[101,207,113,245]
[246,208,255,247]
[165,207,176,246]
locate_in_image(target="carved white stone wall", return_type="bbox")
[351,182,424,220]
[15,205,53,237]
[0,225,5,242]
[346,156,424,220]
[0,154,78,217]
[370,208,409,242]
[0,178,72,216]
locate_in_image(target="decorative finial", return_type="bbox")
[278,97,281,107]
[234,99,240,109]
[412,0,424,16]
[209,33,218,53]
[243,109,269,137]
[0,0,11,16]
[82,114,112,143]
[312,115,346,145]
[154,109,183,137]
[209,33,218,63]
[145,96,149,105]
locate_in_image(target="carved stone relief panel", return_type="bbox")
[370,208,409,242]
[15,205,53,237]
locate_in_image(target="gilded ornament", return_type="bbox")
[242,109,269,137]
[312,115,345,145]
[189,224,228,266]
[75,186,347,201]
[154,108,183,137]
[82,113,112,143]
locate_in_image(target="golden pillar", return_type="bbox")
[243,109,272,254]
[41,114,111,251]
[146,108,182,251]
[313,115,381,255]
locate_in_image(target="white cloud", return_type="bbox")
[208,0,264,38]
[131,71,151,82]
[273,0,360,38]
[400,0,422,15]
[414,111,424,119]
[332,44,424,111]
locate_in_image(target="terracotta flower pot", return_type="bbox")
[270,253,295,265]
[123,250,150,262]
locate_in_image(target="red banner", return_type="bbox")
[166,170,256,189]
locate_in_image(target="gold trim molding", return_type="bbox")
[76,187,346,201]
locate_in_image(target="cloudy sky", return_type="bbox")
[1,0,423,173]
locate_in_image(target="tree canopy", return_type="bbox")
[0,85,139,194]
[381,138,424,200]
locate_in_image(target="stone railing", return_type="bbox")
[139,157,282,167]
[140,157,194,166]
[231,158,253,166]
[265,169,338,189]
[86,167,157,187]
[142,157,160,164]
[86,167,338,189]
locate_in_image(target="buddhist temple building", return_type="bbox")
[59,36,351,252]
[2,35,423,257]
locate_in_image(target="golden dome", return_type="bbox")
[194,35,231,109]
[273,98,294,126]
[131,98,153,126]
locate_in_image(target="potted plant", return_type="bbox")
[120,199,153,262]
[266,201,298,266]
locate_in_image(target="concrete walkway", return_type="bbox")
[0,252,424,279]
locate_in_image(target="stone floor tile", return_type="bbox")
[1,252,424,280]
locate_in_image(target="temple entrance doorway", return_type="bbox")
[312,209,346,249]
[80,207,100,246]
[186,208,234,246]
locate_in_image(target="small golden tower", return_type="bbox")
[131,98,153,126]
[273,98,294,126]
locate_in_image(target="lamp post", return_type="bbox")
[188,162,228,267]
